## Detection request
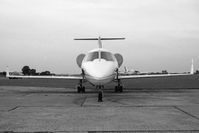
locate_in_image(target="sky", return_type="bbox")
[0,0,199,74]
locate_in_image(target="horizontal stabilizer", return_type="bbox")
[74,38,125,40]
[74,36,125,48]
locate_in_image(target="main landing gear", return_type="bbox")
[115,86,123,92]
[115,79,123,92]
[77,69,86,93]
[115,69,123,93]
[77,79,85,93]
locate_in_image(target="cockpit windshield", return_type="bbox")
[86,52,99,61]
[101,51,114,61]
[86,51,114,61]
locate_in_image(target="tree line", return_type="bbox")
[22,66,54,76]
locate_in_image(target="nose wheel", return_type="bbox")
[97,85,104,102]
[98,90,103,102]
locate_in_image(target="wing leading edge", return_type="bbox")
[6,67,82,80]
[118,73,192,79]
[6,75,83,79]
[118,59,194,79]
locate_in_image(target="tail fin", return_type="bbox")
[190,59,194,74]
[74,36,125,48]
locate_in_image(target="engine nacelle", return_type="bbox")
[114,53,123,67]
[76,54,85,68]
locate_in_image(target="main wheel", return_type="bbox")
[119,86,123,92]
[82,86,85,93]
[77,86,81,93]
[115,86,118,92]
[115,86,123,92]
[98,91,103,102]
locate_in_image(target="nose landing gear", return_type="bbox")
[97,85,104,102]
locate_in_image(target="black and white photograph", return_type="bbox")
[0,0,199,132]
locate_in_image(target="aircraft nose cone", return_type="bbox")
[83,60,116,78]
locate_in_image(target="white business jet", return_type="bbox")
[6,37,194,102]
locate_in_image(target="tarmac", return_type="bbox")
[0,85,199,133]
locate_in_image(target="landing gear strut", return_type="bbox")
[77,69,86,93]
[115,68,123,93]
[115,79,123,92]
[97,85,104,102]
[77,79,85,93]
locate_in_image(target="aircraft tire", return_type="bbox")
[77,86,81,93]
[115,86,118,92]
[119,86,123,92]
[98,91,103,102]
[82,86,85,93]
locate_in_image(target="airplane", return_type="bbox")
[6,37,194,102]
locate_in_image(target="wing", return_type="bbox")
[119,59,194,79]
[118,73,192,79]
[6,71,82,80]
[7,75,82,79]
[6,67,82,80]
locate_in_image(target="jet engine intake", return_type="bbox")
[76,54,85,68]
[114,53,123,67]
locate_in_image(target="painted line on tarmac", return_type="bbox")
[82,105,177,108]
[88,130,199,133]
[81,96,87,107]
[7,106,19,112]
[174,106,199,121]
[1,131,199,133]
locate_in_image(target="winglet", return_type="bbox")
[190,59,194,74]
[6,66,10,77]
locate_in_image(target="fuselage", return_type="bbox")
[81,48,118,85]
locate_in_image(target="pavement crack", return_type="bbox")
[81,96,87,107]
[8,106,19,112]
[174,106,199,121]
